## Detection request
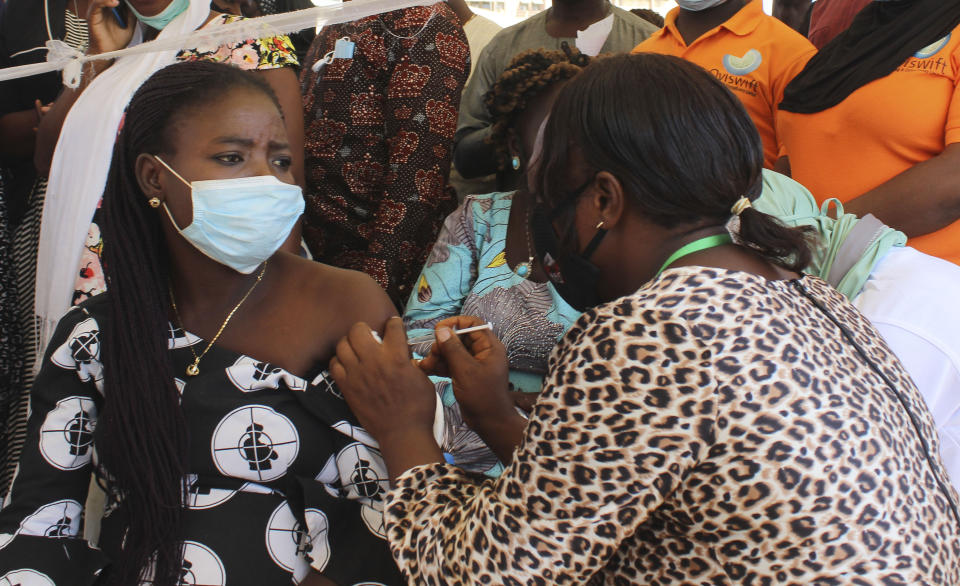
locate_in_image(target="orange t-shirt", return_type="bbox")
[632,0,816,169]
[778,25,960,264]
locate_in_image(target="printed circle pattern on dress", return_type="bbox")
[184,474,240,510]
[139,541,226,585]
[18,499,83,538]
[336,442,388,501]
[211,405,300,482]
[226,356,308,393]
[360,502,386,539]
[265,503,331,579]
[39,396,97,471]
[50,317,103,391]
[0,569,55,586]
[178,541,226,586]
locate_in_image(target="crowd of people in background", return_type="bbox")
[0,0,958,584]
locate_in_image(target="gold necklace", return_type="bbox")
[169,262,268,377]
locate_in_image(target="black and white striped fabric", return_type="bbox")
[0,174,23,499]
[2,179,43,497]
[62,10,89,54]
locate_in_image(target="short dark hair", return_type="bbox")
[537,53,812,272]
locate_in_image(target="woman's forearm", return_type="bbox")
[380,429,445,484]
[0,110,40,161]
[33,60,112,175]
[472,410,527,465]
[843,143,960,237]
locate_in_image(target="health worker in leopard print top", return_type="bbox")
[330,53,960,584]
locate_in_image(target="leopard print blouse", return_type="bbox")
[385,267,960,584]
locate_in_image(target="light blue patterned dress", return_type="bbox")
[404,191,581,475]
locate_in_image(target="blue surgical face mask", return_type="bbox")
[154,156,304,274]
[126,0,190,30]
[676,0,728,11]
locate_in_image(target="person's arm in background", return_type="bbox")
[452,39,501,179]
[34,0,134,175]
[841,78,960,237]
[0,101,47,160]
[843,143,960,237]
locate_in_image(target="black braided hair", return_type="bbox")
[537,53,813,272]
[97,60,281,586]
[484,43,589,171]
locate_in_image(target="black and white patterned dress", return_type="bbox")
[0,294,401,585]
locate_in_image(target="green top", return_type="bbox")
[753,169,907,299]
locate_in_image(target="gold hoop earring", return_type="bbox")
[148,197,161,208]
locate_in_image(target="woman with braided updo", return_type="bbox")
[485,45,590,191]
[403,46,588,477]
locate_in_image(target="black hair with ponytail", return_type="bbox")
[536,53,812,272]
[96,60,281,586]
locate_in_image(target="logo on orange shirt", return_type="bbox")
[896,34,951,76]
[711,49,762,97]
[723,49,763,76]
[916,33,951,59]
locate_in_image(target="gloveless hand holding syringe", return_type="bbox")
[368,322,494,346]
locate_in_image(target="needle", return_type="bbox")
[368,322,494,345]
[405,322,494,346]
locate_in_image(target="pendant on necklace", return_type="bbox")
[186,362,200,377]
[514,260,531,278]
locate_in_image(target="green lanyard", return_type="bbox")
[655,233,733,279]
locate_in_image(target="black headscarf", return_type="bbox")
[780,0,960,114]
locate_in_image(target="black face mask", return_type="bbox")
[530,179,608,312]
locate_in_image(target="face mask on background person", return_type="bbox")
[127,0,190,29]
[675,0,729,11]
[154,156,305,274]
[531,177,607,312]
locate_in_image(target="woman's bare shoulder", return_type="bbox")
[279,253,398,327]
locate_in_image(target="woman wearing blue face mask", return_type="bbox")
[328,54,960,583]
[0,61,399,586]
[34,0,302,320]
[6,0,303,492]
